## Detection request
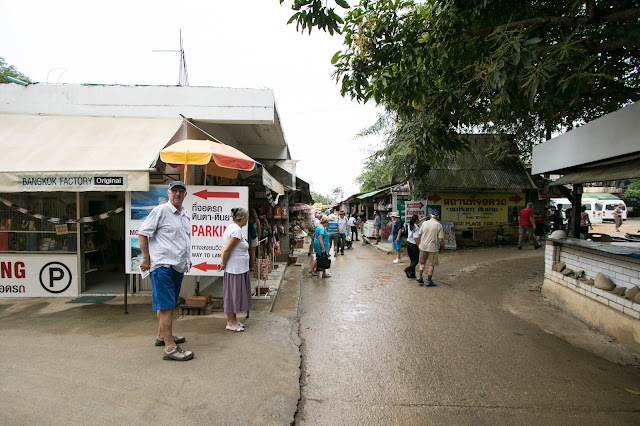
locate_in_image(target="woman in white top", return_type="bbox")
[404,215,422,279]
[219,208,251,332]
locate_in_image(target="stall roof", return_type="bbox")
[0,83,292,162]
[356,185,396,200]
[550,156,640,185]
[532,102,640,179]
[0,114,184,192]
[427,135,536,190]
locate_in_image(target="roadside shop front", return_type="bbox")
[0,114,288,298]
[0,114,187,297]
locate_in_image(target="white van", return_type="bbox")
[601,199,628,221]
[550,197,603,224]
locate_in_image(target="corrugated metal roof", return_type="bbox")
[550,158,640,185]
[427,135,536,190]
[356,186,393,199]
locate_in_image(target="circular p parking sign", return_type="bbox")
[39,261,73,294]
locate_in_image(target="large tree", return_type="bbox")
[284,1,640,196]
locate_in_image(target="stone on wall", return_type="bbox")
[612,286,626,295]
[552,262,566,272]
[594,272,615,291]
[626,285,640,300]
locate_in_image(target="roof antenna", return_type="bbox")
[152,29,189,86]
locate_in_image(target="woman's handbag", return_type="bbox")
[316,253,331,269]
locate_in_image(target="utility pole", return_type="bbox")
[152,29,189,86]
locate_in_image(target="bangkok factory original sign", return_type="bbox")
[126,185,248,277]
[18,173,128,190]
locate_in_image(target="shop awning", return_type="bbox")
[0,114,184,192]
[356,185,394,200]
[239,165,285,195]
[550,156,640,185]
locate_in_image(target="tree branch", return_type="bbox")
[588,35,640,53]
[474,7,640,36]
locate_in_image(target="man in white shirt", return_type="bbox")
[337,211,349,255]
[348,213,359,241]
[416,209,444,287]
[138,181,194,361]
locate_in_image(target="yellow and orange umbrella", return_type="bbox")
[160,139,256,181]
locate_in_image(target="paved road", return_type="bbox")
[295,243,640,425]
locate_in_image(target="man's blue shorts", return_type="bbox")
[151,266,184,311]
[393,240,402,250]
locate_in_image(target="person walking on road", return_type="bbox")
[404,215,421,278]
[613,203,624,232]
[327,214,339,256]
[337,211,349,255]
[391,211,404,263]
[219,208,252,332]
[309,215,331,278]
[349,213,359,242]
[416,210,444,287]
[138,181,194,361]
[579,205,593,239]
[373,210,381,245]
[518,202,542,250]
[308,212,320,256]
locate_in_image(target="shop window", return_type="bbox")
[0,192,78,253]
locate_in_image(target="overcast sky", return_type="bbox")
[0,0,383,199]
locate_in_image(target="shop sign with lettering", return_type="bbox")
[126,185,248,276]
[19,173,128,190]
[427,192,525,227]
[0,254,78,297]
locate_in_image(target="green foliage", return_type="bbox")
[625,179,640,199]
[311,191,332,205]
[281,0,349,34]
[284,1,640,197]
[331,186,344,202]
[0,57,31,84]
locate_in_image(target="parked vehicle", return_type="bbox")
[601,199,628,221]
[550,197,603,224]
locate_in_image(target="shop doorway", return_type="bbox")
[81,192,126,294]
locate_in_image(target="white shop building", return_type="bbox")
[0,83,298,298]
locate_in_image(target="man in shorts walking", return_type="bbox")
[416,209,445,287]
[518,202,542,249]
[138,181,194,361]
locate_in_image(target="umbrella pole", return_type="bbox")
[184,151,189,184]
[204,162,208,185]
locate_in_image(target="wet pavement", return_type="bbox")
[296,242,640,424]
[1,236,640,425]
[0,264,302,425]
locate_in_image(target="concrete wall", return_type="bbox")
[0,83,276,123]
[542,242,640,353]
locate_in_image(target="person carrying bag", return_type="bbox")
[308,215,332,278]
[317,252,331,270]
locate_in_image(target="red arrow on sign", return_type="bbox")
[427,194,441,203]
[192,262,220,272]
[509,194,523,203]
[193,190,240,200]
[406,202,425,209]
